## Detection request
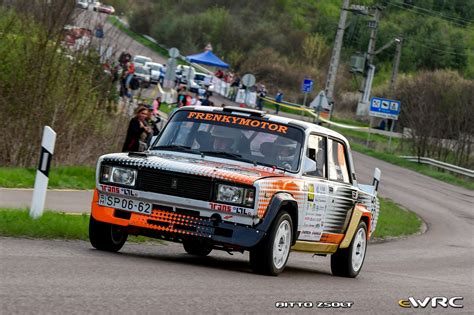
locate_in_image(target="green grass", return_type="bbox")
[108,16,169,58]
[0,208,161,243]
[0,166,95,189]
[373,198,422,239]
[349,142,474,190]
[327,124,474,191]
[0,200,421,241]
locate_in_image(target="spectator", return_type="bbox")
[122,105,153,152]
[152,96,161,115]
[159,64,167,85]
[145,105,162,138]
[275,89,283,114]
[257,84,267,110]
[215,69,224,79]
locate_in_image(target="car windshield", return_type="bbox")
[134,57,149,64]
[152,110,304,172]
[149,65,161,71]
[194,74,205,81]
[135,67,148,74]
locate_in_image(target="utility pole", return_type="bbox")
[324,0,350,119]
[356,6,382,116]
[389,37,403,96]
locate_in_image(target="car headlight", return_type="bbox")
[100,166,136,186]
[216,184,255,207]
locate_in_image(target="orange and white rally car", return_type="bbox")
[89,106,381,277]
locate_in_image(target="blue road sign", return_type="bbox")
[95,27,104,39]
[369,97,401,120]
[302,79,313,93]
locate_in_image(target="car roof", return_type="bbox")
[134,55,152,60]
[145,62,162,66]
[175,106,350,144]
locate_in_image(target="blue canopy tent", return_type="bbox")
[185,50,229,69]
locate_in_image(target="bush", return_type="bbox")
[0,4,128,167]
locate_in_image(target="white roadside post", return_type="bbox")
[30,126,56,219]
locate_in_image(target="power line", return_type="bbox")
[395,1,474,24]
[387,1,474,29]
[404,37,473,57]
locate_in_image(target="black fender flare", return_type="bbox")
[256,192,299,245]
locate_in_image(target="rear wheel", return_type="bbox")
[89,216,128,252]
[249,211,292,276]
[183,239,213,256]
[331,221,367,278]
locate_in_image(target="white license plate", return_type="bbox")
[98,194,152,215]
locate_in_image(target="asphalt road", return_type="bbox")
[1,9,473,314]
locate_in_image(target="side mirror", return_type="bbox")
[302,156,317,174]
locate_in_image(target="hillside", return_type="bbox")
[108,0,474,102]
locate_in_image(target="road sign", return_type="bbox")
[95,27,104,39]
[302,79,313,93]
[169,47,180,58]
[369,97,401,120]
[242,74,256,87]
[310,90,329,110]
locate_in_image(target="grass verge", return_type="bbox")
[0,208,161,243]
[0,198,421,241]
[372,198,422,239]
[349,142,474,190]
[108,16,169,58]
[0,166,96,189]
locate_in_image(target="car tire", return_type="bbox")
[249,211,292,276]
[331,221,367,278]
[182,239,212,256]
[89,216,128,252]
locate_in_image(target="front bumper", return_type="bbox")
[91,191,266,249]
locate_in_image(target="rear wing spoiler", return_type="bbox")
[358,168,381,197]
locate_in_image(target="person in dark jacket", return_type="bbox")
[122,105,153,152]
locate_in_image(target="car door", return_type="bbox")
[323,138,357,236]
[298,134,330,242]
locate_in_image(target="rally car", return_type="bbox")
[89,106,381,277]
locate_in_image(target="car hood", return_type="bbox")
[100,152,287,186]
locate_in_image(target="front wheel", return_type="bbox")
[331,221,367,278]
[89,216,128,252]
[249,211,293,276]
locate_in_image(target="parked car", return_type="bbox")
[133,65,151,88]
[144,62,163,84]
[175,65,192,84]
[193,72,214,92]
[93,2,115,14]
[132,55,152,67]
[76,0,89,9]
[89,106,382,277]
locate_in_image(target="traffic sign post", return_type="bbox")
[301,79,313,119]
[367,97,401,149]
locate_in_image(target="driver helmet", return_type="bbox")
[210,126,239,151]
[274,137,297,157]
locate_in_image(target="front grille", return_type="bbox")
[137,169,213,201]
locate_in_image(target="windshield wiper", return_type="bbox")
[153,145,196,153]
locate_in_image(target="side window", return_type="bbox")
[306,135,326,177]
[328,139,350,183]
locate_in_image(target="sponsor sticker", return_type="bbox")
[99,184,138,197]
[186,112,288,134]
[210,202,253,216]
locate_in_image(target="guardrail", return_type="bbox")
[400,156,474,178]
